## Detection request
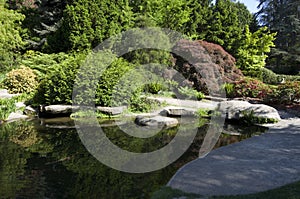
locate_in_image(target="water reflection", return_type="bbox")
[0,118,267,198]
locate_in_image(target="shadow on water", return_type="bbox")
[0,118,267,199]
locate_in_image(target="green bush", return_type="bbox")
[32,54,85,105]
[178,86,205,100]
[260,67,280,84]
[222,83,235,98]
[2,66,38,94]
[0,98,16,120]
[21,50,69,80]
[144,82,165,94]
[266,81,300,104]
[129,95,161,113]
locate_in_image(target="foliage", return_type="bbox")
[257,0,300,74]
[267,81,300,104]
[260,67,279,84]
[232,78,272,99]
[236,26,276,77]
[177,86,205,100]
[0,1,25,72]
[222,83,235,98]
[144,82,165,94]
[2,66,38,94]
[131,0,191,33]
[0,98,16,120]
[240,110,278,125]
[32,54,86,105]
[129,96,161,113]
[20,50,69,79]
[56,0,134,51]
[205,0,244,56]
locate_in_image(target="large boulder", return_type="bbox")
[218,100,281,121]
[6,112,29,122]
[135,116,178,127]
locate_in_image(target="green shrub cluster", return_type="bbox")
[0,98,16,120]
[178,86,205,100]
[265,81,300,104]
[2,66,38,94]
[260,67,279,84]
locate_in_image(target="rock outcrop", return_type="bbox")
[218,100,281,121]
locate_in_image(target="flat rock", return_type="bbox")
[218,100,281,121]
[0,89,19,99]
[24,106,38,116]
[40,105,80,117]
[15,102,26,109]
[6,112,29,122]
[135,115,178,127]
[96,106,127,115]
[160,106,196,117]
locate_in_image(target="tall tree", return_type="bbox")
[257,0,300,74]
[52,0,134,52]
[205,0,245,55]
[0,0,25,71]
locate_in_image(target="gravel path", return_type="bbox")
[168,111,300,196]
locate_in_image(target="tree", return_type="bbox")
[205,0,244,55]
[53,0,134,52]
[257,0,300,74]
[130,0,191,33]
[0,0,25,71]
[236,25,276,77]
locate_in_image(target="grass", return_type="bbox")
[151,181,300,199]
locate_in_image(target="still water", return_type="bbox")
[0,117,267,199]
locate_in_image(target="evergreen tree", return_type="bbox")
[0,0,25,71]
[53,0,134,52]
[205,0,244,55]
[257,0,300,74]
[236,25,276,76]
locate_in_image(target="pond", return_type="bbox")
[0,117,267,199]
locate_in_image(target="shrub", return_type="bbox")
[144,82,165,94]
[32,54,85,105]
[260,67,279,84]
[232,78,272,99]
[222,83,235,98]
[21,50,69,80]
[129,95,161,113]
[2,66,38,94]
[270,81,300,104]
[0,98,16,120]
[177,86,205,100]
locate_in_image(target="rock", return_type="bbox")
[135,116,178,127]
[0,89,19,99]
[24,106,38,116]
[96,106,127,115]
[39,105,80,117]
[218,100,281,121]
[15,102,26,109]
[6,112,29,122]
[160,106,196,117]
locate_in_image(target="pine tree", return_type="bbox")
[0,0,25,71]
[257,0,300,74]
